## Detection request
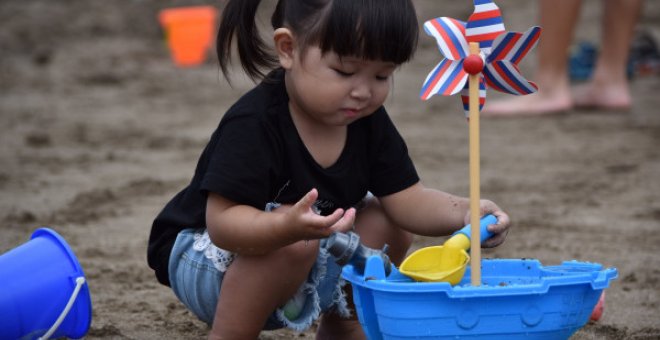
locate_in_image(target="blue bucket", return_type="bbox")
[0,228,92,340]
[343,256,617,339]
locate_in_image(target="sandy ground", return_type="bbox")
[1,0,659,339]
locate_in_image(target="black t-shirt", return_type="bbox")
[147,70,419,286]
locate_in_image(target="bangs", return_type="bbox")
[310,0,418,64]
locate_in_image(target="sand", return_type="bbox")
[1,0,659,339]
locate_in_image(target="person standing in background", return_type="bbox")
[483,0,644,117]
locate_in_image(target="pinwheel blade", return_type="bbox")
[424,17,470,60]
[460,76,487,117]
[487,26,542,64]
[421,59,468,100]
[466,0,505,54]
[483,60,538,95]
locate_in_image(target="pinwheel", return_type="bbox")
[420,0,542,117]
[416,0,542,286]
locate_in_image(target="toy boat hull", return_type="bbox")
[342,257,617,339]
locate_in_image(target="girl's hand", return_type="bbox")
[463,199,511,248]
[283,188,356,241]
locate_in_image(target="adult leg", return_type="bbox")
[483,0,582,116]
[573,0,643,110]
[316,197,413,340]
[209,240,319,340]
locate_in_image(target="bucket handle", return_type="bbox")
[38,276,86,340]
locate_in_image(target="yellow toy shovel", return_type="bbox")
[399,214,497,284]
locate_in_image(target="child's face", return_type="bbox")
[285,46,396,126]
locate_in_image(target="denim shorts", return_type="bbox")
[168,229,350,331]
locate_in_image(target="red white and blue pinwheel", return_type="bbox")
[420,0,542,117]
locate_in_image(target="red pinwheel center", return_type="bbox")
[463,55,484,75]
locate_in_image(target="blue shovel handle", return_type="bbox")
[452,214,498,244]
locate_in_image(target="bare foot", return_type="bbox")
[572,82,631,111]
[481,90,573,117]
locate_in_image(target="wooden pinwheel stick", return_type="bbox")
[465,42,484,286]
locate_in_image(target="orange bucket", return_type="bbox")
[158,6,218,67]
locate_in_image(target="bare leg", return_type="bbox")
[483,0,582,117]
[573,0,643,110]
[350,198,413,265]
[209,240,319,340]
[316,197,413,340]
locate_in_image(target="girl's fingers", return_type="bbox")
[316,208,354,235]
[489,211,510,232]
[484,211,510,247]
[291,189,357,237]
[331,208,356,233]
[296,188,318,211]
[321,208,345,226]
[482,232,505,248]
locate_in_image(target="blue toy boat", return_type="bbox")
[342,257,617,339]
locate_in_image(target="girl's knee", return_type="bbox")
[354,197,412,263]
[355,198,406,238]
[395,229,414,248]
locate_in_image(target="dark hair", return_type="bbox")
[217,0,419,81]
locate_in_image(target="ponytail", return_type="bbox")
[216,0,279,81]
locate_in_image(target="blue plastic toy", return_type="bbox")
[342,256,617,339]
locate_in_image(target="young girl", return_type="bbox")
[148,0,511,338]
